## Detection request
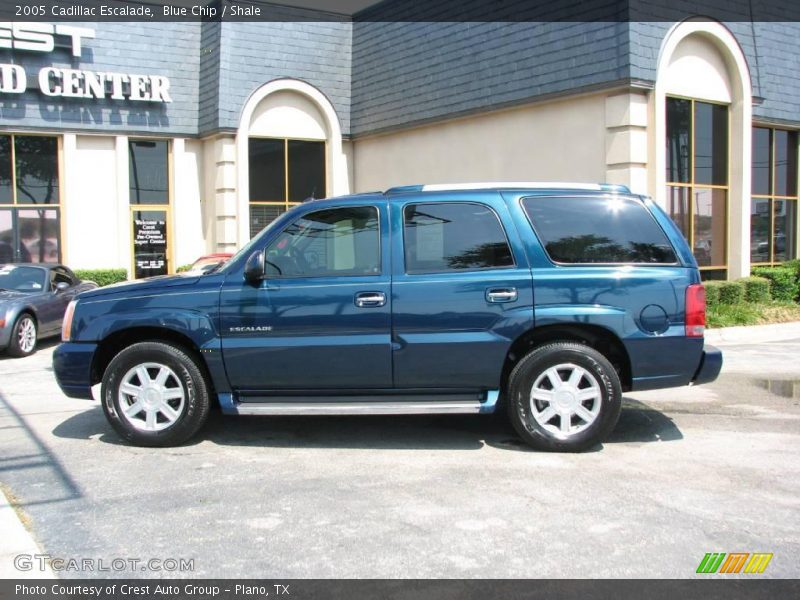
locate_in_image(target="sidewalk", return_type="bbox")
[0,487,54,578]
[705,320,800,345]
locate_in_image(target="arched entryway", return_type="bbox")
[654,20,752,279]
[236,79,348,244]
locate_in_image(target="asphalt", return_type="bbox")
[0,327,798,579]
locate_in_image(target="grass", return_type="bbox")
[707,301,800,328]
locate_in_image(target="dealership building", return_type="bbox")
[0,5,798,279]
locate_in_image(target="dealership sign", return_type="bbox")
[0,23,172,102]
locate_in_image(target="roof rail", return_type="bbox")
[384,182,631,194]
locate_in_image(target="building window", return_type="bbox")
[751,126,798,265]
[0,135,61,264]
[249,138,326,238]
[665,97,729,279]
[129,140,170,278]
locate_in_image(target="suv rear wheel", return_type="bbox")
[506,341,622,452]
[101,341,210,447]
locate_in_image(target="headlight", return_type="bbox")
[62,300,78,342]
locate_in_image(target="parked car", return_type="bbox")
[0,264,98,357]
[53,183,721,451]
[186,253,233,274]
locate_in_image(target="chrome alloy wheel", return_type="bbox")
[118,363,186,432]
[529,363,602,438]
[17,317,36,354]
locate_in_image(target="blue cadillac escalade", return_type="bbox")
[53,183,722,451]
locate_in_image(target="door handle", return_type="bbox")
[486,287,518,303]
[355,291,387,308]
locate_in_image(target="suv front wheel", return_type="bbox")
[101,341,211,447]
[507,342,622,452]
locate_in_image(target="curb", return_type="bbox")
[0,487,54,579]
[706,321,800,345]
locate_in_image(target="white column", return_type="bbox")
[60,133,77,265]
[115,136,131,278]
[210,135,239,253]
[605,92,649,195]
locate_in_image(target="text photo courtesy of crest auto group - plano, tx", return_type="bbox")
[0,1,799,599]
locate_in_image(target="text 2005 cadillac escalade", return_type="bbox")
[53,183,722,452]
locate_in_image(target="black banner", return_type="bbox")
[2,580,800,600]
[0,0,799,22]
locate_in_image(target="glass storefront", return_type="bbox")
[665,97,729,279]
[0,135,61,264]
[751,126,798,265]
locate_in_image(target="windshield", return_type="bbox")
[0,265,47,292]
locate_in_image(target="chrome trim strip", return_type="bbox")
[232,400,483,415]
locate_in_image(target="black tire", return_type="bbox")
[506,341,622,452]
[7,313,37,358]
[101,341,210,447]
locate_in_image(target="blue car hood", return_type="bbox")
[77,273,201,300]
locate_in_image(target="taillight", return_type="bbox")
[62,300,78,342]
[685,284,706,338]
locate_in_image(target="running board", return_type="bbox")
[219,391,500,416]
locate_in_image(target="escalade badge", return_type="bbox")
[228,326,273,333]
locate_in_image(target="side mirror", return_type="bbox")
[243,250,265,285]
[55,281,70,292]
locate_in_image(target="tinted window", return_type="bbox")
[666,98,691,183]
[774,129,798,197]
[129,140,168,204]
[752,127,772,195]
[522,196,677,264]
[0,265,47,292]
[694,102,728,186]
[249,138,285,201]
[15,136,59,204]
[403,202,513,273]
[288,140,326,202]
[265,206,380,278]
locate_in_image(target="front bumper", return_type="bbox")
[53,342,98,399]
[691,344,723,385]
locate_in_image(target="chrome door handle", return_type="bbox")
[486,287,518,303]
[355,291,387,308]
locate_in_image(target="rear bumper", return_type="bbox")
[691,345,723,385]
[53,342,97,400]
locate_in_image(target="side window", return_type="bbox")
[265,206,380,278]
[521,196,678,264]
[403,202,514,274]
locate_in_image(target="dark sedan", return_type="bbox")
[0,264,98,357]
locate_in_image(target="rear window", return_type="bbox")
[521,196,677,264]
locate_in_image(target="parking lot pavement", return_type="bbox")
[0,337,798,579]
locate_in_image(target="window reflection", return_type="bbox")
[752,127,772,196]
[666,98,691,183]
[750,198,770,263]
[667,186,690,241]
[129,140,169,205]
[774,199,797,262]
[694,102,728,186]
[404,203,514,273]
[14,137,59,205]
[775,130,798,197]
[693,189,726,267]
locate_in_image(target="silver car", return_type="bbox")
[0,264,98,357]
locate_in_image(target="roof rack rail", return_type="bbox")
[384,182,630,194]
